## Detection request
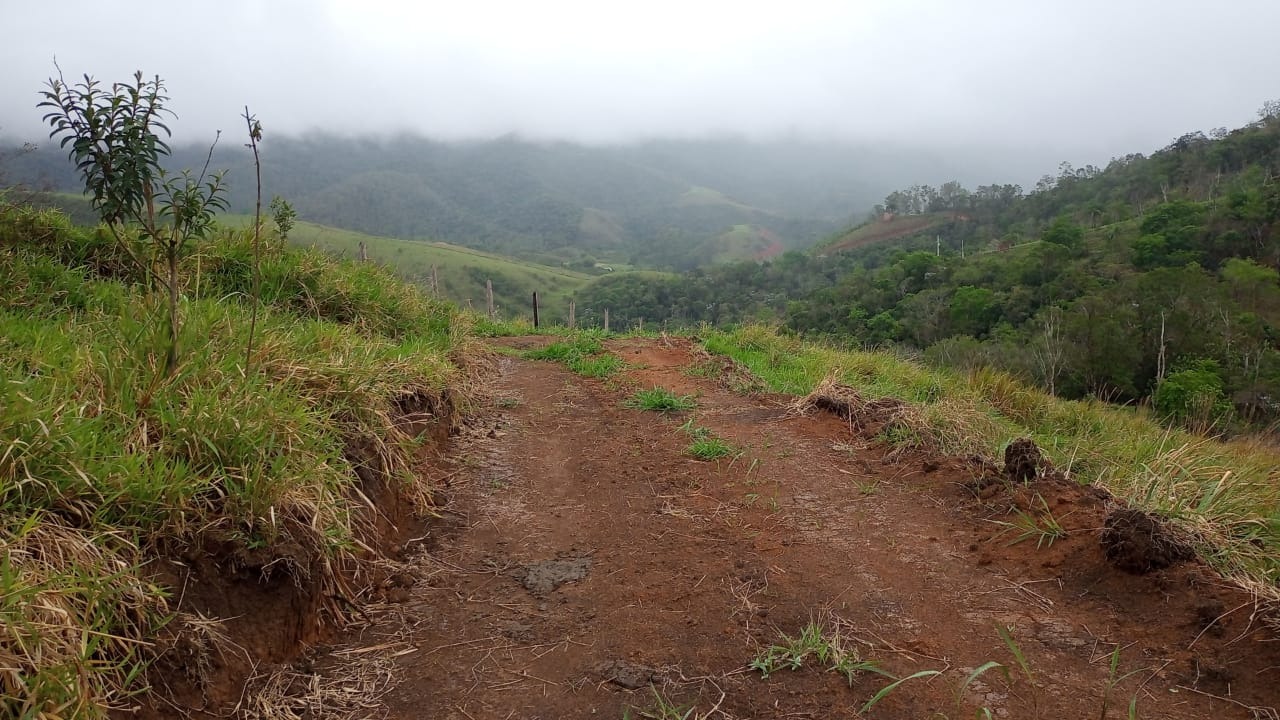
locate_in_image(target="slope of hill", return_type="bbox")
[817,211,957,254]
[222,216,594,323]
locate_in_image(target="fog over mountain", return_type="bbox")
[3,0,1279,185]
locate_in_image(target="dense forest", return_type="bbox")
[579,103,1280,428]
[1,135,978,271]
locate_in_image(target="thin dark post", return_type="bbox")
[532,291,540,328]
[486,279,494,319]
[430,264,439,296]
[568,300,576,330]
[358,240,368,262]
[603,308,610,333]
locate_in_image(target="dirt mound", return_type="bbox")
[1002,437,1047,481]
[1101,506,1196,574]
[795,375,922,447]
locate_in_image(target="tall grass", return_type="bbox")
[704,325,1280,596]
[0,205,470,717]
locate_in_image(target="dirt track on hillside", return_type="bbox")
[294,337,1280,719]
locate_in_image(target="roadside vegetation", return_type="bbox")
[702,324,1280,600]
[220,214,594,323]
[1,68,473,718]
[0,201,471,718]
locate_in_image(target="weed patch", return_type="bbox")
[677,418,738,460]
[624,387,696,412]
[523,332,624,379]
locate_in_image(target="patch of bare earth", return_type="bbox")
[292,337,1280,719]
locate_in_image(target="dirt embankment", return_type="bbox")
[249,337,1280,719]
[133,391,462,719]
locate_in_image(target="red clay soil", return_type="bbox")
[288,337,1280,719]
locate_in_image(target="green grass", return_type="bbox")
[624,387,696,412]
[748,621,936,711]
[687,436,735,461]
[221,214,592,323]
[0,205,469,717]
[678,418,737,460]
[702,324,1280,599]
[522,333,625,379]
[991,495,1069,549]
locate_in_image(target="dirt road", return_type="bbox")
[308,337,1280,719]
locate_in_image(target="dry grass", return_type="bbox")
[238,652,400,720]
[1,517,164,718]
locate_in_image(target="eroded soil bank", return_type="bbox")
[278,338,1280,719]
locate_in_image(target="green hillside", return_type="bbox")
[566,105,1280,431]
[224,216,593,323]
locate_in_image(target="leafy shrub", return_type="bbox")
[1153,359,1231,430]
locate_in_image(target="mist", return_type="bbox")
[3,0,1279,185]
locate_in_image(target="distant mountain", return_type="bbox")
[1,133,977,270]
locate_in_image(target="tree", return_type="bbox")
[949,286,1000,337]
[1041,215,1083,250]
[39,68,228,376]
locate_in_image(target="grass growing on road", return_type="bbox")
[523,333,625,379]
[624,387,696,412]
[678,418,737,460]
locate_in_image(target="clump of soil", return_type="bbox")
[1100,507,1195,574]
[518,557,592,595]
[796,376,921,447]
[596,660,659,690]
[1003,437,1048,482]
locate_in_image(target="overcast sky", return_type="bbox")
[3,0,1278,175]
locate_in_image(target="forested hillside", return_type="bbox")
[2,135,970,271]
[578,104,1280,428]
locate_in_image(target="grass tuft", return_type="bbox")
[624,387,696,412]
[523,333,624,378]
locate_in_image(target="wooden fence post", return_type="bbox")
[532,291,540,329]
[486,279,494,319]
[358,241,367,262]
[638,317,643,333]
[603,308,610,333]
[568,300,576,330]
[430,264,439,297]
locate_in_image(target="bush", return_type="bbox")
[1153,360,1232,431]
